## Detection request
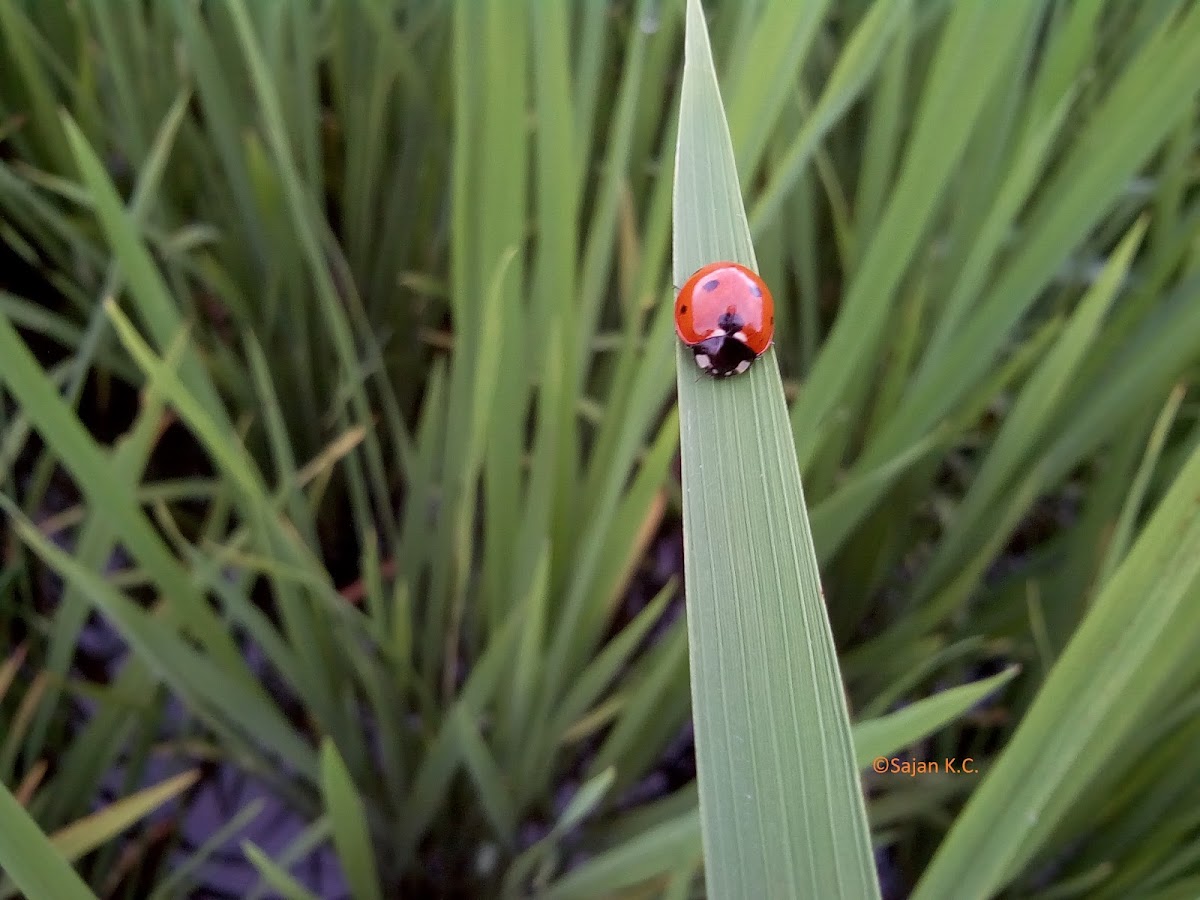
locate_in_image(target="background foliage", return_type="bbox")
[1,0,1199,897]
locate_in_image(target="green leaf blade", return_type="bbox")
[674,2,878,897]
[319,740,384,900]
[0,779,97,900]
[914,437,1200,899]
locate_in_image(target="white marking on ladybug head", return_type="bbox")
[694,353,712,370]
[734,360,751,374]
[732,331,748,343]
[704,328,724,340]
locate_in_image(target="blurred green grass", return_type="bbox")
[0,0,1198,897]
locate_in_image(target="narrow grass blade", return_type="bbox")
[549,582,675,744]
[49,770,199,863]
[450,705,517,845]
[59,114,228,420]
[1098,383,1187,583]
[242,843,323,900]
[148,800,266,900]
[397,602,527,863]
[544,809,701,900]
[244,818,332,900]
[502,768,615,899]
[749,0,911,235]
[724,0,832,181]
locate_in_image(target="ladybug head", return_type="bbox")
[691,330,757,377]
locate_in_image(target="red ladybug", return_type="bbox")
[674,261,774,377]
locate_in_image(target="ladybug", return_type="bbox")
[674,261,774,377]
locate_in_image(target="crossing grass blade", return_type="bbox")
[673,1,878,897]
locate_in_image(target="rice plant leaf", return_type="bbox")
[809,429,940,561]
[749,0,912,234]
[0,496,316,778]
[673,1,877,897]
[1099,383,1188,582]
[852,667,1018,768]
[0,315,247,675]
[58,114,227,420]
[244,819,332,900]
[0,0,73,173]
[242,843,323,900]
[537,673,1015,898]
[319,740,384,900]
[924,85,1077,360]
[502,768,615,899]
[148,800,267,900]
[789,0,1042,467]
[866,3,1200,470]
[398,600,528,863]
[724,0,832,180]
[544,808,702,900]
[916,216,1149,598]
[586,615,689,786]
[1137,877,1200,900]
[549,581,675,744]
[49,770,200,863]
[914,437,1200,898]
[449,705,517,845]
[0,779,96,900]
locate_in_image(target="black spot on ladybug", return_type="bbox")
[750,283,762,297]
[702,279,720,292]
[679,305,688,313]
[770,315,775,325]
